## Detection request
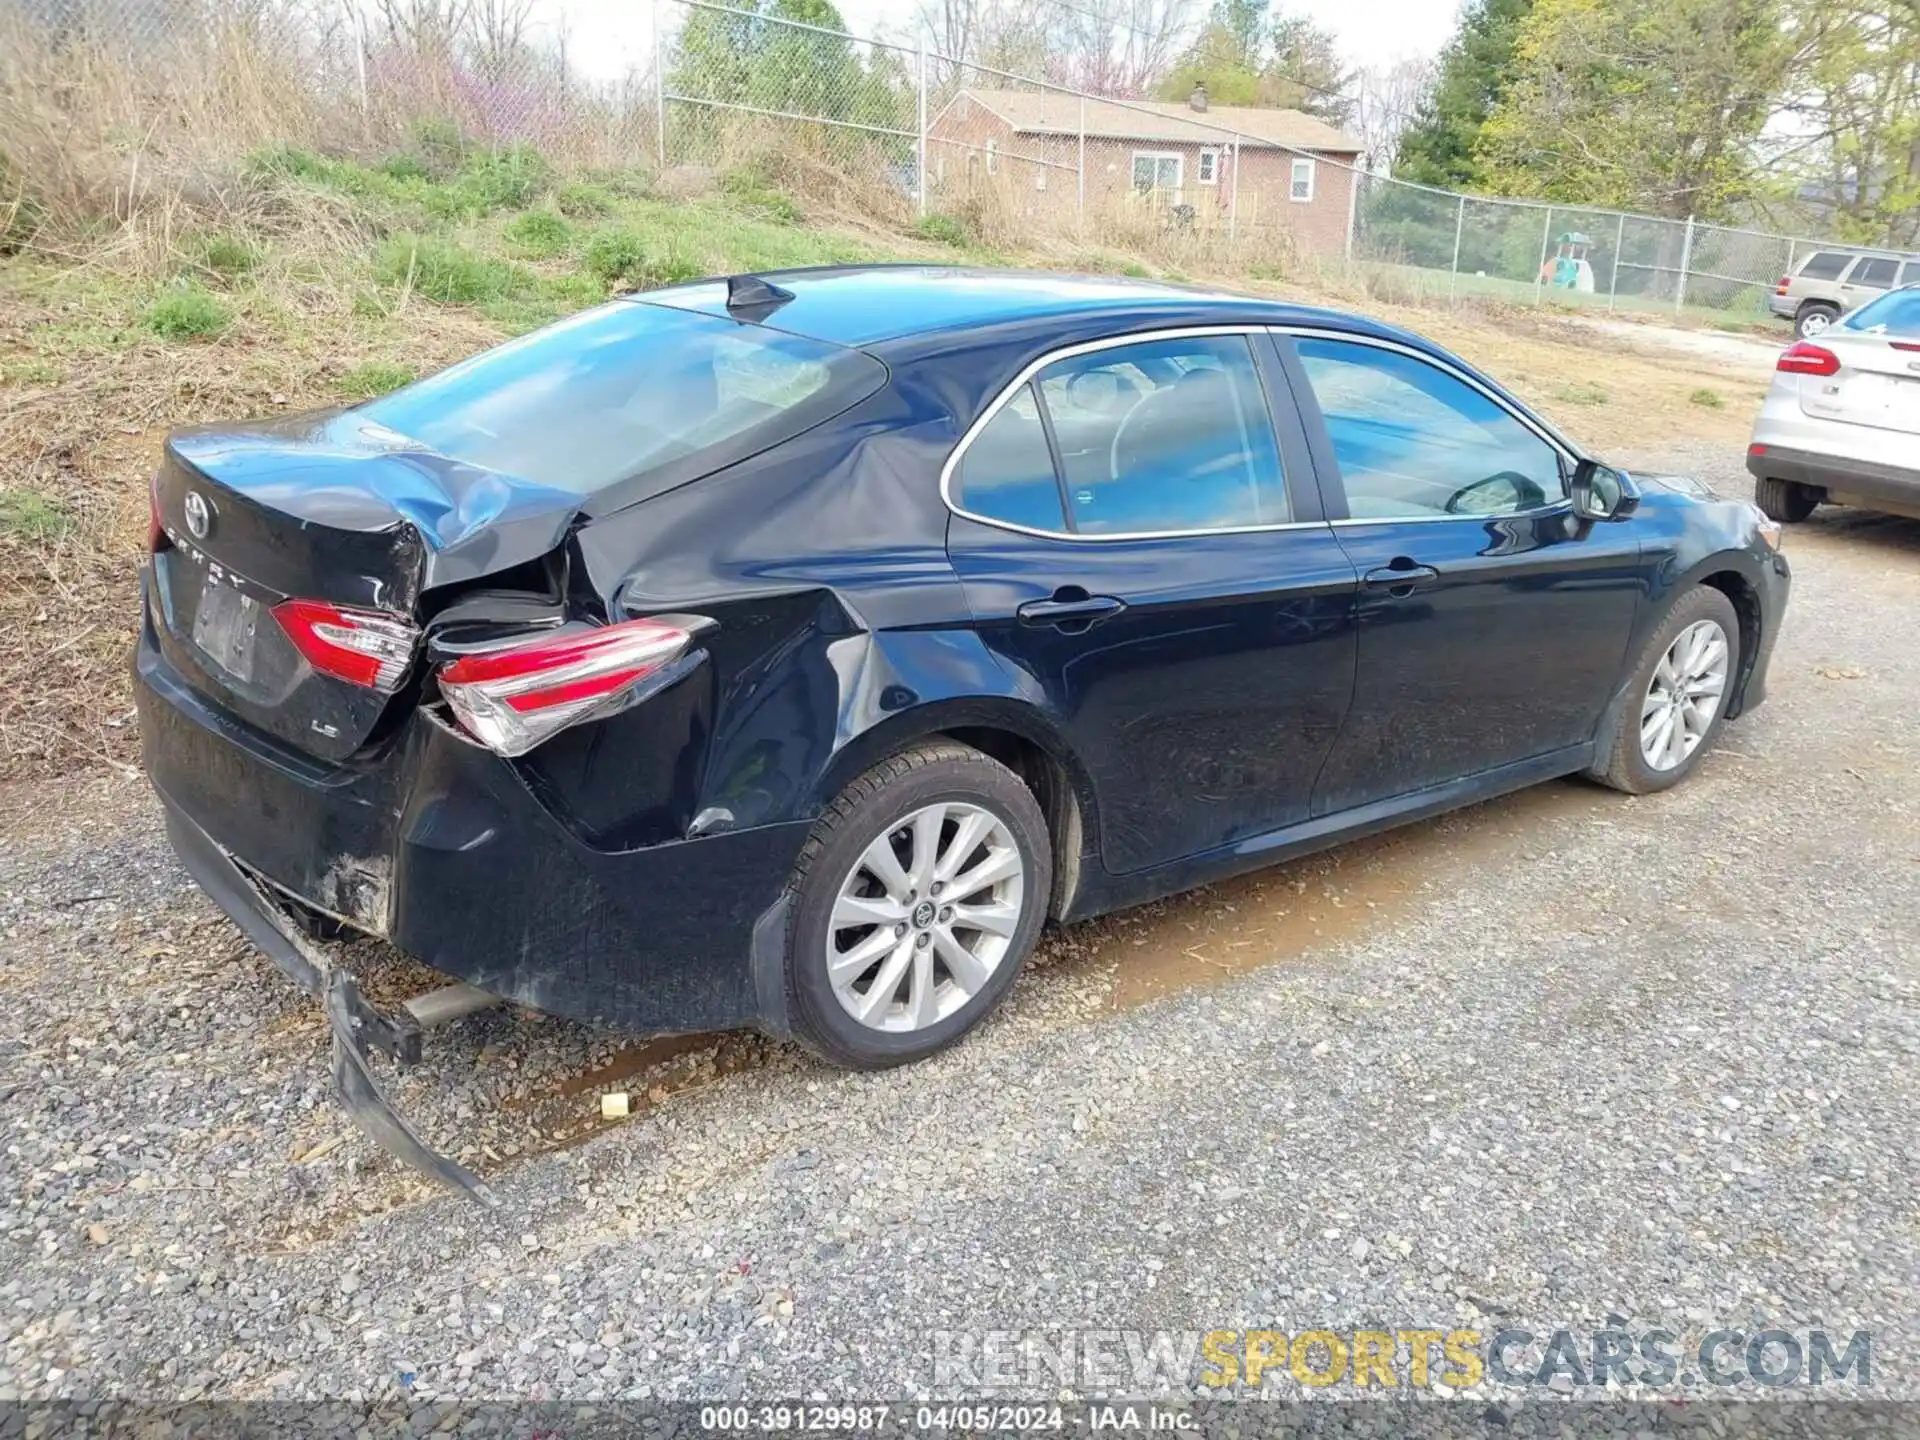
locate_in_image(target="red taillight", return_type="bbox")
[273,599,419,692]
[1777,342,1840,376]
[1748,443,1768,457]
[438,617,693,757]
[1892,341,1920,353]
[1776,275,1790,295]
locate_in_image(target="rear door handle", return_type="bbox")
[1017,592,1126,628]
[1362,564,1438,595]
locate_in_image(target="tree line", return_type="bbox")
[669,0,1917,247]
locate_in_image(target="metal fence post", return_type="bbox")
[1608,213,1624,310]
[1534,205,1552,305]
[1076,95,1085,231]
[915,37,927,219]
[1448,194,1464,300]
[652,0,667,170]
[1675,214,1695,314]
[1228,136,1239,244]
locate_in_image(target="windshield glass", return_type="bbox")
[1840,288,1920,336]
[361,300,882,495]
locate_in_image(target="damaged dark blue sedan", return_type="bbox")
[138,266,1790,1197]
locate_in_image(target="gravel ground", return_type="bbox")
[2,441,1915,1417]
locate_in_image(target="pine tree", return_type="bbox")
[1392,0,1534,187]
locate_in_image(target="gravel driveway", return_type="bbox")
[3,443,1915,1414]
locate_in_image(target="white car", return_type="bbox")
[1748,284,1920,523]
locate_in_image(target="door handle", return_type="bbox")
[1017,592,1126,628]
[1362,564,1438,596]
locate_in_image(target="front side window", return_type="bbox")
[1033,334,1289,534]
[1295,337,1564,520]
[1290,157,1315,202]
[1132,152,1182,192]
[1850,256,1898,288]
[952,383,1065,532]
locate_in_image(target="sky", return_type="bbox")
[539,0,1462,88]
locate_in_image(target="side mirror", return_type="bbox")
[1570,459,1637,521]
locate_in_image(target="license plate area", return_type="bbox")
[190,576,264,682]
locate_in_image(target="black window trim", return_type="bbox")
[940,324,1321,542]
[1275,326,1583,529]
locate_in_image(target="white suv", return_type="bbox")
[1749,284,1920,522]
[1769,250,1920,339]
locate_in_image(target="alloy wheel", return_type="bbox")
[826,802,1026,1033]
[1799,310,1833,337]
[1640,619,1729,772]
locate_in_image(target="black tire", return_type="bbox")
[1754,475,1820,523]
[784,740,1052,1069]
[1588,585,1742,795]
[1795,302,1839,339]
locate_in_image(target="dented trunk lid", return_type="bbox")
[150,409,585,762]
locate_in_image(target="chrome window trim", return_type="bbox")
[1279,324,1581,525]
[939,325,1325,543]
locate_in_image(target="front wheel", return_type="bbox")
[1588,586,1742,795]
[784,741,1052,1069]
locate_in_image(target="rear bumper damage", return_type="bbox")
[160,796,499,1204]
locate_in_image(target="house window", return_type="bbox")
[986,138,998,176]
[1131,151,1182,193]
[1198,148,1219,185]
[1290,157,1316,202]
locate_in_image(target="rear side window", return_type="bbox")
[1850,256,1899,288]
[360,301,884,497]
[1798,252,1851,281]
[953,384,1066,531]
[1034,334,1289,534]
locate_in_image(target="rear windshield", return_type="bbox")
[360,300,884,497]
[1840,288,1920,335]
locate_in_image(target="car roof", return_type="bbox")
[633,263,1417,351]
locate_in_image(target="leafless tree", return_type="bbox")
[1352,55,1435,172]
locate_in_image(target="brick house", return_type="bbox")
[925,85,1364,256]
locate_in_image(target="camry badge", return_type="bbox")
[184,491,212,539]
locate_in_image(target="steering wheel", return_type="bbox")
[1443,470,1546,516]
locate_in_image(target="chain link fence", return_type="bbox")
[5,0,1906,324]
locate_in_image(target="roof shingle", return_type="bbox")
[953,87,1360,155]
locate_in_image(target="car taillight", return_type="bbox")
[437,617,693,757]
[1775,275,1790,295]
[1777,341,1840,376]
[273,599,419,692]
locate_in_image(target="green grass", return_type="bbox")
[504,209,573,259]
[374,234,535,304]
[554,182,615,219]
[1553,382,1610,406]
[582,227,700,289]
[721,168,801,224]
[336,360,416,399]
[0,488,69,541]
[913,212,970,248]
[1,358,60,386]
[191,231,261,279]
[143,281,230,339]
[1689,387,1725,409]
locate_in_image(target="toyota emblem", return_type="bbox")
[183,491,212,540]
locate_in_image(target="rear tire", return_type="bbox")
[1795,302,1839,339]
[1754,475,1820,523]
[784,741,1051,1069]
[1588,585,1742,795]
